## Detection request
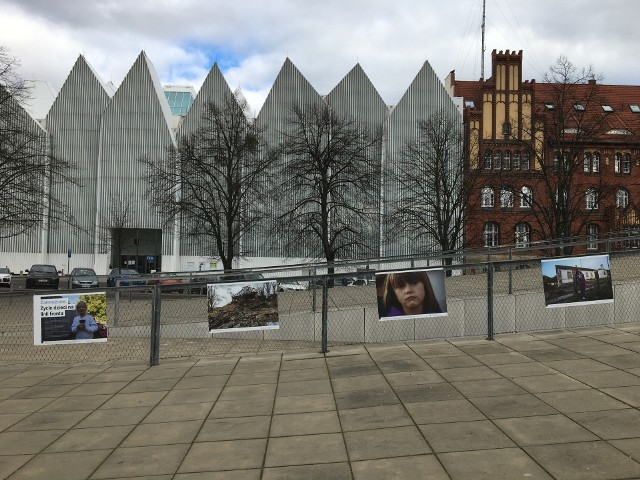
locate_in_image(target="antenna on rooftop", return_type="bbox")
[481,0,486,81]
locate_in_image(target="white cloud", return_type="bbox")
[2,0,640,113]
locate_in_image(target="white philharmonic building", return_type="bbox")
[1,52,461,274]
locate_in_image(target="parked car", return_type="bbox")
[107,268,144,287]
[26,264,59,289]
[277,280,307,292]
[0,267,11,288]
[148,273,183,292]
[70,268,99,289]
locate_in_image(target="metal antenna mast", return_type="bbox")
[481,0,486,80]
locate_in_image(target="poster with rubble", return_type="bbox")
[208,280,279,333]
[541,254,613,307]
[33,292,108,345]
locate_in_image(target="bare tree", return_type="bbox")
[388,109,480,264]
[277,102,383,269]
[0,46,76,239]
[515,57,619,254]
[141,90,277,270]
[96,194,137,270]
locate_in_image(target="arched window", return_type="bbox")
[592,153,600,172]
[502,151,511,170]
[512,152,520,170]
[587,224,599,251]
[484,150,492,170]
[583,153,591,172]
[481,187,494,207]
[515,223,530,248]
[586,189,598,210]
[615,153,622,173]
[521,151,530,170]
[500,188,514,208]
[616,188,629,208]
[623,153,631,173]
[520,186,532,208]
[483,223,499,247]
[493,151,502,170]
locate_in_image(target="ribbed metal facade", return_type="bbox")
[2,54,460,273]
[383,61,462,257]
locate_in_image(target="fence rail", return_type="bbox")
[2,245,640,365]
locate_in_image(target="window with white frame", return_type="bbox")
[587,224,599,251]
[623,153,631,173]
[615,153,622,173]
[484,150,492,169]
[617,188,629,208]
[592,153,600,172]
[483,222,499,247]
[493,151,502,170]
[583,153,591,172]
[586,188,598,210]
[515,223,530,248]
[500,188,514,208]
[521,152,530,170]
[502,151,511,170]
[520,186,532,208]
[481,187,494,207]
[512,152,520,170]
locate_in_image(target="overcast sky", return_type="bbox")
[2,0,639,115]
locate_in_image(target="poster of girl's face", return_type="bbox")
[208,280,279,333]
[33,292,108,345]
[541,254,613,307]
[376,269,447,320]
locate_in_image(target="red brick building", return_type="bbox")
[446,49,640,254]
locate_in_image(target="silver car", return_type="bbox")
[70,268,99,289]
[0,267,11,288]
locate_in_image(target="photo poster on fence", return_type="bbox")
[33,292,108,345]
[376,268,448,320]
[208,280,280,333]
[541,254,614,308]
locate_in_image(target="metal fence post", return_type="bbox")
[320,275,329,353]
[508,249,513,295]
[487,262,494,340]
[150,285,161,366]
[312,268,317,313]
[114,287,120,326]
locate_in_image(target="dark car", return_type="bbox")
[107,268,144,287]
[70,268,99,289]
[26,264,60,289]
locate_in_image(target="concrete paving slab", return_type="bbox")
[383,369,444,386]
[536,389,629,413]
[406,399,485,424]
[569,408,640,439]
[510,373,590,393]
[437,365,502,382]
[276,379,332,396]
[344,425,430,460]
[494,414,597,445]
[469,394,558,419]
[334,387,399,409]
[569,369,640,388]
[8,410,90,431]
[196,416,271,442]
[451,378,528,398]
[93,443,191,478]
[143,401,213,423]
[159,386,223,405]
[601,385,640,406]
[525,441,640,480]
[262,462,352,480]
[44,424,135,452]
[331,373,389,392]
[209,397,274,418]
[439,448,554,479]
[8,449,112,480]
[270,411,340,437]
[338,404,414,432]
[179,438,267,473]
[175,470,261,480]
[351,455,449,480]
[419,419,515,452]
[0,454,32,479]
[489,361,557,377]
[121,419,202,447]
[226,370,279,386]
[264,433,347,467]
[278,367,328,382]
[100,391,165,409]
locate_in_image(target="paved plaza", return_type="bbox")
[2,324,640,479]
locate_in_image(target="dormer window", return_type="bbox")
[630,104,640,113]
[544,103,555,110]
[464,100,475,109]
[602,105,613,112]
[574,103,585,111]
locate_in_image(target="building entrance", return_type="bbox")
[110,228,163,274]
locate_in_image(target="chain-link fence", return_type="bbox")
[2,243,640,365]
